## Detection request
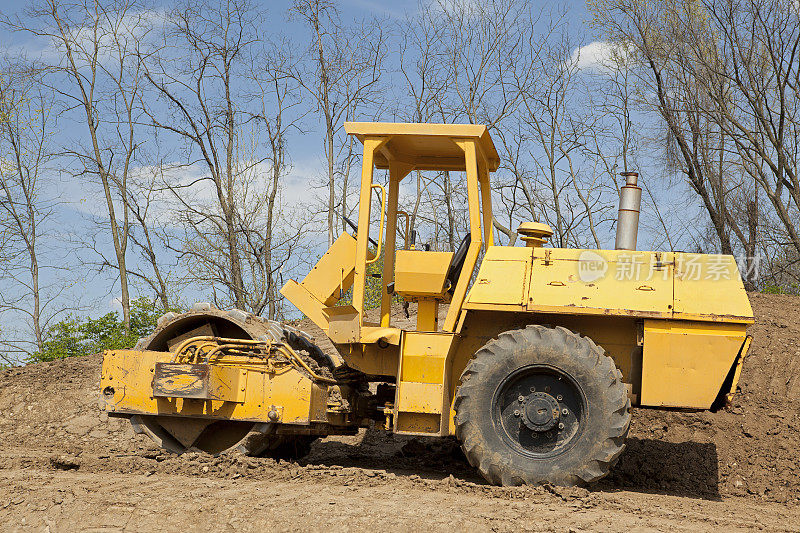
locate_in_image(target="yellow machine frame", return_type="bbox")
[279,122,753,437]
[101,122,754,446]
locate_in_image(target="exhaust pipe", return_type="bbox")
[615,172,641,251]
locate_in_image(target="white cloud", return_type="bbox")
[282,158,324,206]
[569,41,631,73]
[61,157,322,231]
[109,296,122,312]
[1,9,166,67]
[428,0,496,18]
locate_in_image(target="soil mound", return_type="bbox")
[0,293,798,503]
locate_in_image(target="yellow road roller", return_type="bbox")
[100,122,753,485]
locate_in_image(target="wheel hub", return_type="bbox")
[522,392,560,432]
[493,364,586,458]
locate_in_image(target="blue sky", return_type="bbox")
[0,0,696,357]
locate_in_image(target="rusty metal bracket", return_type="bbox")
[152,362,245,402]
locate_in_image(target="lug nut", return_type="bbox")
[518,395,525,402]
[562,408,569,415]
[556,395,563,401]
[530,386,536,392]
[558,422,565,430]
[513,410,520,417]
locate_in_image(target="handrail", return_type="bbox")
[367,183,386,265]
[396,210,411,250]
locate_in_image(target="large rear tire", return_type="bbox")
[454,325,630,486]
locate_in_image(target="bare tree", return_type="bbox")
[582,43,671,250]
[3,0,156,331]
[0,66,69,360]
[589,0,800,286]
[433,0,528,126]
[123,164,176,309]
[141,0,308,315]
[692,0,800,284]
[249,42,308,318]
[433,0,557,246]
[140,0,260,310]
[497,24,616,249]
[590,0,760,271]
[290,0,386,246]
[395,10,448,243]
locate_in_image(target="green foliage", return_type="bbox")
[363,251,388,310]
[339,248,401,311]
[761,284,800,296]
[29,298,170,363]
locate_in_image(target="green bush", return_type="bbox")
[29,298,170,363]
[761,283,800,296]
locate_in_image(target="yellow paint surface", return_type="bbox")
[395,332,457,435]
[395,412,441,434]
[394,250,453,297]
[673,253,753,323]
[528,249,674,316]
[344,121,500,172]
[300,232,357,306]
[641,320,747,408]
[468,260,527,305]
[397,382,444,414]
[101,349,324,425]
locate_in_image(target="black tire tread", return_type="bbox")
[454,325,631,486]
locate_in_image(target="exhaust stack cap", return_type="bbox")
[615,171,642,251]
[518,222,553,248]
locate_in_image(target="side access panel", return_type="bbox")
[640,320,748,408]
[394,332,457,436]
[526,249,674,318]
[464,246,529,309]
[673,253,754,323]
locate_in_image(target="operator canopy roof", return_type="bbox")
[345,122,500,173]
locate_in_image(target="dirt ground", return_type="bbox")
[1,293,799,531]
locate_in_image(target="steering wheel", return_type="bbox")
[342,215,378,248]
[446,233,471,294]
